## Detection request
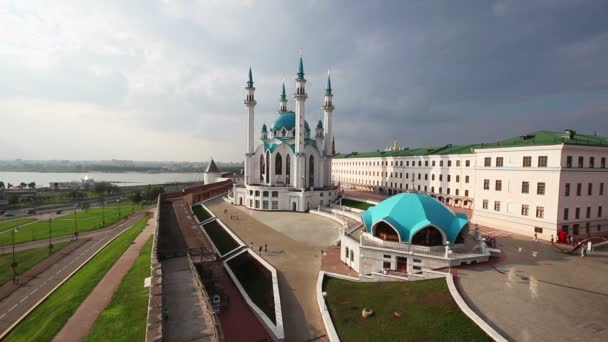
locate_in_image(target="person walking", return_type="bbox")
[580,244,586,257]
[258,245,263,254]
[264,243,267,253]
[250,242,254,249]
[550,235,554,244]
[533,232,538,243]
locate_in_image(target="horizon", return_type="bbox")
[1,1,607,161]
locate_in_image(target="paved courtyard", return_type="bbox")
[457,232,608,342]
[206,198,341,342]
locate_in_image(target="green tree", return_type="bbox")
[19,182,27,189]
[130,190,143,203]
[0,181,5,190]
[82,202,91,212]
[28,182,36,189]
[94,182,108,195]
[8,194,19,205]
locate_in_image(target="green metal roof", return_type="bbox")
[317,120,323,129]
[334,130,608,159]
[270,111,311,132]
[262,138,316,153]
[280,82,286,101]
[361,193,468,244]
[261,123,267,133]
[297,57,304,80]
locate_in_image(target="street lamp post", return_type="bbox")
[11,225,17,282]
[48,216,53,254]
[74,209,79,240]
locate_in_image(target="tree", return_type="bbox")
[28,182,36,189]
[8,194,18,205]
[7,183,13,189]
[0,181,5,190]
[19,182,27,189]
[94,182,108,195]
[130,190,142,203]
[69,189,85,201]
[82,202,91,212]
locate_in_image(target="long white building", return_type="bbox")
[332,130,608,239]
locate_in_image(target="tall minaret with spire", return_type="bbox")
[323,70,334,157]
[244,67,256,184]
[294,52,308,188]
[278,78,288,113]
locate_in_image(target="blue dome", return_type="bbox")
[270,112,310,132]
[361,193,469,245]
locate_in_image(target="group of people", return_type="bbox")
[224,208,240,220]
[251,242,268,255]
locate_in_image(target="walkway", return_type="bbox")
[167,198,270,342]
[0,213,146,338]
[53,217,155,341]
[207,198,341,342]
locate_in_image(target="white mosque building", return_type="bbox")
[233,57,338,212]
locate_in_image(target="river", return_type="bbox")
[0,171,204,187]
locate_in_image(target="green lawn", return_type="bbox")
[226,252,275,324]
[3,217,149,342]
[86,235,153,342]
[0,204,144,247]
[0,241,72,286]
[0,218,37,233]
[192,205,212,222]
[202,220,239,255]
[339,198,375,210]
[323,278,488,341]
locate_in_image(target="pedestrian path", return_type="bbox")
[52,217,154,342]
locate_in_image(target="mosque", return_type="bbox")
[232,57,338,211]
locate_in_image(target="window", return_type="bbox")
[482,200,488,209]
[418,173,421,180]
[586,207,591,218]
[523,156,532,167]
[439,187,442,193]
[432,161,436,167]
[425,174,428,180]
[448,161,452,167]
[255,190,260,196]
[599,206,603,217]
[496,157,504,167]
[272,191,278,197]
[439,175,443,181]
[565,183,570,196]
[537,182,546,195]
[447,188,450,194]
[465,175,470,183]
[465,190,469,196]
[456,160,461,167]
[564,208,569,220]
[456,175,460,183]
[255,200,260,208]
[465,160,470,167]
[600,183,604,195]
[272,201,278,210]
[406,173,409,179]
[424,186,428,192]
[576,183,582,196]
[536,156,548,167]
[521,204,529,216]
[455,189,459,195]
[534,227,543,234]
[440,161,444,167]
[484,157,491,167]
[425,161,429,167]
[589,157,595,168]
[383,254,392,259]
[522,181,529,194]
[602,157,606,168]
[432,174,435,181]
[447,175,451,182]
[495,180,502,191]
[431,186,435,193]
[494,201,501,211]
[578,156,584,168]
[566,156,572,168]
[575,208,580,219]
[418,161,421,167]
[484,179,490,190]
[588,183,593,196]
[536,206,544,218]
[275,153,282,175]
[406,161,410,166]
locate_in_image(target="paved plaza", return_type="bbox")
[206,198,342,342]
[457,231,608,342]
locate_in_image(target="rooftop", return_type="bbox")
[334,130,608,159]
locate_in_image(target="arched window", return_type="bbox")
[350,250,354,262]
[259,154,265,182]
[373,221,400,242]
[265,151,270,183]
[281,128,286,136]
[286,154,291,183]
[309,155,314,187]
[275,153,282,175]
[411,226,444,246]
[345,247,349,260]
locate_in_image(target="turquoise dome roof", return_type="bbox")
[270,112,311,132]
[361,193,469,244]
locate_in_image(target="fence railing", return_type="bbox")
[360,234,482,258]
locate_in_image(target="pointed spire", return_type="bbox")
[317,119,323,129]
[331,136,336,155]
[247,67,254,88]
[297,50,304,80]
[325,69,332,95]
[262,123,267,133]
[280,79,286,101]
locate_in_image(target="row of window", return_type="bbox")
[565,155,606,168]
[335,159,471,167]
[482,200,545,218]
[483,156,549,168]
[564,182,604,196]
[335,171,470,183]
[483,180,546,195]
[563,206,603,220]
[248,190,333,198]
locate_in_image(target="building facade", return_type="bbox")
[332,130,608,239]
[233,57,338,212]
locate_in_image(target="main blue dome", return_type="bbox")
[270,112,311,132]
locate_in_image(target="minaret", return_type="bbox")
[260,123,268,140]
[279,79,288,113]
[294,53,308,188]
[323,70,334,157]
[244,67,256,186]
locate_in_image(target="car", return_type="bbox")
[26,210,37,215]
[0,210,5,215]
[56,210,63,214]
[3,212,15,217]
[73,204,82,209]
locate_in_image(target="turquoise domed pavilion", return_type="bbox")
[361,193,469,246]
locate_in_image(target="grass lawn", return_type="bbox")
[3,217,149,342]
[226,252,275,324]
[339,198,375,210]
[192,205,212,222]
[0,218,37,233]
[86,235,153,342]
[0,203,144,247]
[0,241,72,286]
[323,278,488,341]
[202,220,239,255]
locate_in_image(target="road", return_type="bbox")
[0,212,146,339]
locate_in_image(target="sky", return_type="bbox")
[1,0,607,162]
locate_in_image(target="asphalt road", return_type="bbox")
[0,212,146,339]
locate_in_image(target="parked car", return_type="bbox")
[73,204,81,209]
[26,209,37,215]
[3,212,15,217]
[56,210,63,214]
[0,210,5,215]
